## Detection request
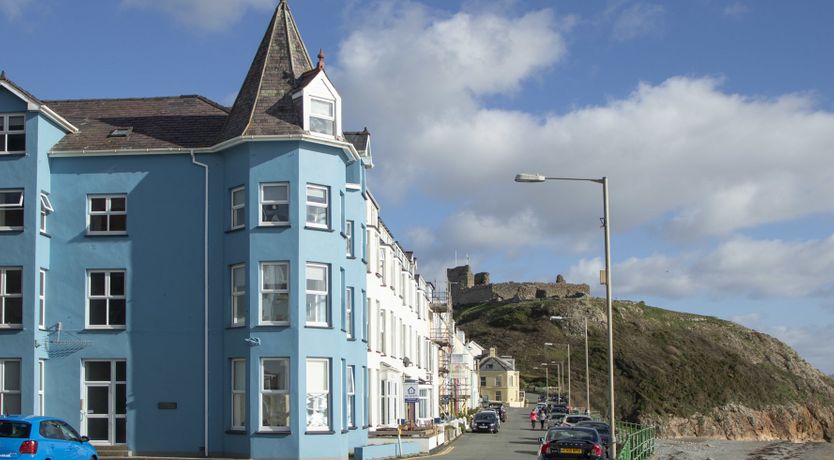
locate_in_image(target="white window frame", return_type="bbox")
[230,264,246,327]
[347,365,356,428]
[259,183,289,227]
[38,269,46,329]
[309,97,336,136]
[231,358,246,430]
[260,358,290,432]
[39,192,53,234]
[0,113,26,154]
[305,263,329,327]
[86,270,127,329]
[305,184,329,229]
[0,267,23,328]
[0,359,21,415]
[345,287,354,339]
[87,194,127,235]
[345,220,354,257]
[306,358,331,431]
[38,360,45,416]
[259,262,289,326]
[379,308,386,355]
[0,189,24,231]
[230,186,245,230]
[418,389,428,419]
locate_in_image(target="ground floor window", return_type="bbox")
[260,358,290,431]
[231,359,246,430]
[0,359,20,415]
[38,360,45,415]
[306,358,330,431]
[379,377,399,426]
[418,389,429,419]
[495,390,502,402]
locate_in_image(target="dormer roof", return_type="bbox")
[218,0,314,141]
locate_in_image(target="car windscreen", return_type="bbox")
[0,421,31,438]
[547,429,598,443]
[474,413,496,421]
[566,416,590,423]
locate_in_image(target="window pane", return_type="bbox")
[3,361,20,391]
[89,300,108,325]
[115,419,126,444]
[4,298,22,324]
[116,384,127,414]
[109,214,127,232]
[306,360,328,392]
[2,394,20,416]
[262,360,288,391]
[8,116,24,131]
[306,186,327,204]
[110,197,126,212]
[305,265,327,291]
[233,361,246,391]
[0,117,4,131]
[262,394,290,428]
[306,294,326,323]
[5,269,21,294]
[306,206,327,226]
[232,267,245,291]
[0,191,22,206]
[85,362,111,382]
[311,99,334,117]
[262,293,289,322]
[262,203,289,223]
[116,361,126,381]
[89,273,106,296]
[233,394,246,427]
[89,215,108,232]
[232,188,245,206]
[263,185,288,202]
[233,208,245,227]
[110,272,125,296]
[6,134,24,152]
[86,419,108,442]
[110,299,126,325]
[90,198,107,212]
[0,210,23,228]
[263,264,288,290]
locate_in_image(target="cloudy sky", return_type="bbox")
[3,0,834,373]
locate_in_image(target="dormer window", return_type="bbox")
[309,98,335,136]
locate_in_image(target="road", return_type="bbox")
[431,404,541,460]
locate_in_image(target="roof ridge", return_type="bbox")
[44,95,214,103]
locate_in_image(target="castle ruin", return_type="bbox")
[447,265,590,307]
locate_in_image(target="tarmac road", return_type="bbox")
[429,404,542,460]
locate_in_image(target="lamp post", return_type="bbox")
[540,363,550,400]
[516,173,616,457]
[545,342,570,406]
[552,315,590,414]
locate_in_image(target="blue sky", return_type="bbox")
[3,0,834,373]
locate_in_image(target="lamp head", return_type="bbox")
[550,316,564,320]
[515,173,546,183]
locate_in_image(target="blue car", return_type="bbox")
[0,416,98,460]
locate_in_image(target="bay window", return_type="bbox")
[259,183,289,226]
[306,358,330,431]
[260,262,289,325]
[231,264,246,326]
[305,185,329,229]
[305,263,329,326]
[231,359,246,430]
[260,358,289,431]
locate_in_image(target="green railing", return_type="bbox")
[615,421,656,460]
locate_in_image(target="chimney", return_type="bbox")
[489,347,497,357]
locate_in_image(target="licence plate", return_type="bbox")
[560,448,583,454]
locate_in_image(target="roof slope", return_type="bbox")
[45,96,229,152]
[218,0,314,141]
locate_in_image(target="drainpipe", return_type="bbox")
[190,150,209,457]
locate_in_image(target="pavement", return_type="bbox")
[426,404,541,460]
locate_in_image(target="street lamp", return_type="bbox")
[540,363,550,399]
[545,342,570,407]
[552,315,591,414]
[516,173,617,458]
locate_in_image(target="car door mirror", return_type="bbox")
[80,436,90,443]
[538,437,544,443]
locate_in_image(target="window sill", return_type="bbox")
[85,233,129,238]
[255,430,291,436]
[0,325,23,330]
[341,429,349,434]
[84,326,127,331]
[361,258,368,265]
[39,232,51,238]
[0,151,25,156]
[346,256,357,260]
[0,229,24,233]
[258,223,290,228]
[305,226,334,233]
[349,426,358,431]
[227,324,247,329]
[305,430,335,435]
[305,324,333,330]
[255,323,290,329]
[225,430,246,435]
[347,337,357,342]
[225,227,246,234]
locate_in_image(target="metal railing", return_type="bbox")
[616,421,656,460]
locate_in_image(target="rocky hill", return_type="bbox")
[454,296,834,441]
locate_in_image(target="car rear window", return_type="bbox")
[566,416,589,423]
[0,421,31,438]
[548,429,599,443]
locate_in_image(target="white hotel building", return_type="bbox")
[364,192,441,429]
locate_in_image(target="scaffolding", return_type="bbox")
[430,290,472,416]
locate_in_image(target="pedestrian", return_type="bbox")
[539,408,546,430]
[529,409,537,430]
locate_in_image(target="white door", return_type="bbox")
[82,360,126,445]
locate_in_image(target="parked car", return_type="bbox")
[546,413,567,428]
[575,421,611,454]
[548,403,568,414]
[537,426,606,460]
[561,414,593,426]
[472,411,500,433]
[488,403,508,422]
[0,416,98,460]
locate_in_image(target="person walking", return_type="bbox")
[539,408,546,430]
[529,409,537,430]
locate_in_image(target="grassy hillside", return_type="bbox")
[454,297,834,422]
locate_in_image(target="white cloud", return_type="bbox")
[723,2,750,17]
[120,0,274,31]
[566,235,834,300]
[610,2,666,41]
[0,0,32,19]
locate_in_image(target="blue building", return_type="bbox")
[0,1,373,458]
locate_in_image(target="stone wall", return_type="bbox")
[447,265,590,307]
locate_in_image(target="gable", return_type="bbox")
[0,86,28,112]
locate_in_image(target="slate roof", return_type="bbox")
[45,96,229,152]
[480,356,516,372]
[218,0,314,141]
